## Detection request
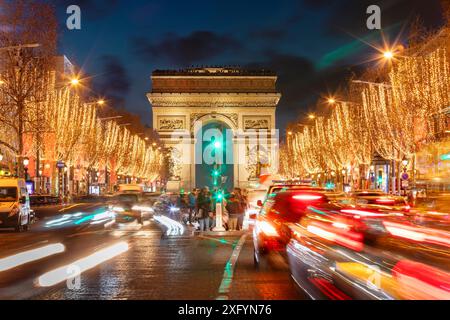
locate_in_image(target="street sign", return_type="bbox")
[401,173,409,181]
[56,161,65,169]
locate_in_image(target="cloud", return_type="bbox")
[93,55,130,109]
[131,31,242,66]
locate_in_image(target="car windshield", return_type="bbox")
[354,192,387,197]
[0,187,17,202]
[269,185,324,196]
[115,194,138,203]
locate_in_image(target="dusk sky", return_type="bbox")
[53,0,445,129]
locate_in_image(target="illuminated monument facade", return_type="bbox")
[148,67,281,191]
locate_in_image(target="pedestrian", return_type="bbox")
[188,189,197,225]
[196,188,211,231]
[225,193,242,231]
[239,189,249,230]
[234,188,247,230]
[208,190,216,230]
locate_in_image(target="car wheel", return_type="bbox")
[254,248,269,269]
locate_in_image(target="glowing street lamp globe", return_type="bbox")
[383,51,394,60]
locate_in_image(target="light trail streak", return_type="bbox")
[0,244,65,272]
[37,242,129,287]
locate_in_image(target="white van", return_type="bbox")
[0,178,31,232]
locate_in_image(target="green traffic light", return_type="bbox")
[213,170,220,177]
[213,141,222,149]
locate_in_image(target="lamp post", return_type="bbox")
[400,157,409,196]
[23,158,29,180]
[369,165,375,190]
[341,168,346,191]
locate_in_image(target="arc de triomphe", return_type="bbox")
[148,67,281,191]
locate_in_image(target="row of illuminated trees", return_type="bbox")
[0,1,164,191]
[0,72,164,183]
[280,24,450,187]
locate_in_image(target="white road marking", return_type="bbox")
[216,233,248,300]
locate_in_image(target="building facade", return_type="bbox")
[148,67,281,191]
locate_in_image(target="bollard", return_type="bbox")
[213,201,225,232]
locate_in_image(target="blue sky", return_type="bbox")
[53,0,445,129]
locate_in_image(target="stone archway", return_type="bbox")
[193,115,236,192]
[149,67,281,191]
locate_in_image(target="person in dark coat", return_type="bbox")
[225,193,242,231]
[196,188,211,231]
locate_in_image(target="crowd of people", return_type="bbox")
[178,187,249,232]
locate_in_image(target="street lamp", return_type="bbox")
[0,153,3,162]
[383,50,394,60]
[70,78,80,86]
[98,116,123,121]
[327,98,336,105]
[308,114,316,120]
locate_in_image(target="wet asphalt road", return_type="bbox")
[0,203,305,300]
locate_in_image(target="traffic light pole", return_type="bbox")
[213,200,226,232]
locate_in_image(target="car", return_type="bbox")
[256,184,327,207]
[349,191,410,212]
[110,193,152,224]
[252,189,332,266]
[30,194,61,206]
[140,192,162,207]
[286,202,450,300]
[0,178,32,232]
